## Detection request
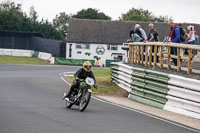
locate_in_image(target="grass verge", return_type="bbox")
[0,56,49,65]
[66,68,128,96]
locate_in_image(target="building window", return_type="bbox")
[76,44,82,49]
[76,44,90,49]
[107,45,118,51]
[83,44,90,49]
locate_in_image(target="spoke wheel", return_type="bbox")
[65,98,73,108]
[79,91,91,112]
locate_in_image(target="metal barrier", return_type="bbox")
[0,48,54,63]
[111,62,200,119]
[125,42,200,74]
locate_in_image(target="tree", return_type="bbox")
[120,8,173,22]
[0,1,65,41]
[0,1,25,31]
[72,8,111,20]
[53,12,70,33]
[29,6,38,22]
[155,15,173,23]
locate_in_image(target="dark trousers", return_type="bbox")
[152,46,159,63]
[189,40,197,55]
[171,47,177,66]
[66,79,79,97]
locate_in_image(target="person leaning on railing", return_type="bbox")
[127,29,144,43]
[186,25,197,57]
[168,21,181,66]
[147,23,159,63]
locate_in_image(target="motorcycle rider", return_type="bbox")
[63,61,97,100]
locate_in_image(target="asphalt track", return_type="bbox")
[0,64,199,133]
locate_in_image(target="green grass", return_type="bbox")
[0,56,49,65]
[67,68,122,95]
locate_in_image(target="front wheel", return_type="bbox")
[79,91,91,112]
[66,99,73,108]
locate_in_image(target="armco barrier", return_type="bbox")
[0,48,53,62]
[111,62,200,119]
[0,48,34,57]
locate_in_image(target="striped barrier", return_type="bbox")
[111,62,200,119]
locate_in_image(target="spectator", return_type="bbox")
[168,21,181,66]
[186,25,197,55]
[128,30,143,42]
[148,23,159,42]
[135,24,147,42]
[177,23,186,59]
[148,23,159,62]
[177,23,186,43]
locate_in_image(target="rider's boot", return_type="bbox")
[62,92,68,100]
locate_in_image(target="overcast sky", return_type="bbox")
[4,0,200,24]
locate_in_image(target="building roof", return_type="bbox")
[67,18,200,45]
[0,31,44,38]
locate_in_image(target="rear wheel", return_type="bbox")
[79,91,91,112]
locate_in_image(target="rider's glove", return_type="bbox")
[93,84,98,89]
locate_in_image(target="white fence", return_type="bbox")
[0,48,54,63]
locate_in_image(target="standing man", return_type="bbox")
[148,23,159,42]
[177,23,186,59]
[148,23,159,62]
[167,21,181,66]
[177,23,186,43]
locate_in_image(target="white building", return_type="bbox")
[66,18,131,67]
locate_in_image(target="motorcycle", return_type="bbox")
[64,77,95,112]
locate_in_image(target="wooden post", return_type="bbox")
[141,45,144,64]
[138,45,141,64]
[160,46,163,68]
[134,45,137,64]
[131,45,134,64]
[167,46,171,69]
[128,45,132,63]
[149,45,153,67]
[145,45,148,66]
[177,48,181,71]
[187,49,192,74]
[153,45,158,69]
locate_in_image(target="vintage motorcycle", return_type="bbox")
[64,77,95,112]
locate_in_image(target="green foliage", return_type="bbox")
[53,12,69,32]
[0,1,65,41]
[29,6,38,22]
[120,8,173,22]
[155,15,173,23]
[72,8,111,20]
[53,12,70,42]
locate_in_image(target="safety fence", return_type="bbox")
[54,58,95,66]
[111,62,200,119]
[125,42,200,74]
[0,48,54,63]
